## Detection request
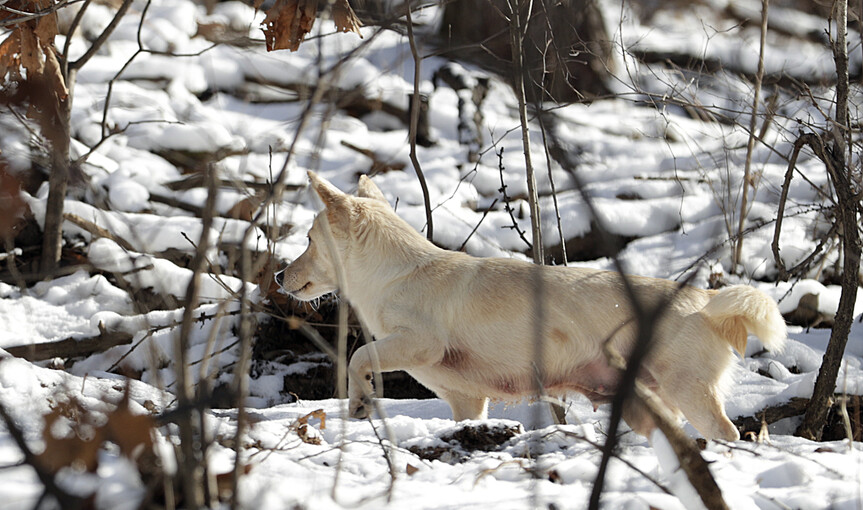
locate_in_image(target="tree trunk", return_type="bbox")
[39,92,72,276]
[797,0,860,441]
[797,157,860,440]
[439,0,613,101]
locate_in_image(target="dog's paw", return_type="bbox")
[349,395,372,419]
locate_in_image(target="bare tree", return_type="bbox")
[793,0,860,440]
[0,0,134,276]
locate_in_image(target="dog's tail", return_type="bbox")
[701,285,787,356]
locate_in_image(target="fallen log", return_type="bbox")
[733,395,862,442]
[5,329,134,362]
[733,398,810,435]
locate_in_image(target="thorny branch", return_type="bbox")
[497,147,533,249]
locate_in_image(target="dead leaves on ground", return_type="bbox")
[261,0,362,52]
[295,408,326,445]
[37,392,156,475]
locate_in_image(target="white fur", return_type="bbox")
[279,172,788,441]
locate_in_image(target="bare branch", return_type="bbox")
[732,0,769,272]
[68,0,134,72]
[405,1,434,241]
[506,0,543,263]
[0,0,72,28]
[604,344,729,510]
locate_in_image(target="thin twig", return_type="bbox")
[61,0,92,67]
[458,198,498,251]
[537,109,566,265]
[404,1,434,241]
[0,0,72,27]
[229,220,255,509]
[506,0,543,263]
[69,0,134,72]
[173,166,220,508]
[63,212,135,251]
[732,0,769,273]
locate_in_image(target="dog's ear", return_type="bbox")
[308,171,348,210]
[356,175,389,204]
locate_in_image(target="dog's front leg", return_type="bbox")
[348,330,443,419]
[347,351,375,419]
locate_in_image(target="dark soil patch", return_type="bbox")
[445,422,521,450]
[254,299,436,403]
[544,221,637,264]
[409,422,522,463]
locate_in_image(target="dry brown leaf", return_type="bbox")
[19,27,43,75]
[215,464,253,501]
[256,254,291,306]
[297,423,321,445]
[36,406,102,474]
[295,408,326,428]
[103,394,155,460]
[196,21,228,43]
[332,0,362,37]
[34,393,157,476]
[33,8,59,45]
[314,409,327,429]
[0,32,21,79]
[0,0,27,23]
[0,2,67,111]
[294,408,326,444]
[261,0,318,52]
[227,196,260,221]
[406,463,419,476]
[43,46,68,101]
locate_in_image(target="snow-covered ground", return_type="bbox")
[2,0,863,508]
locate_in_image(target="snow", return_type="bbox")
[0,271,134,345]
[2,0,863,508]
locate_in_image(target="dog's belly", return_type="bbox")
[543,359,625,406]
[411,349,638,406]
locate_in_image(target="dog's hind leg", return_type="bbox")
[672,379,739,441]
[621,386,683,438]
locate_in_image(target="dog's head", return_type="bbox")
[277,171,388,301]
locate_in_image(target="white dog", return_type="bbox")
[279,172,786,441]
